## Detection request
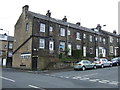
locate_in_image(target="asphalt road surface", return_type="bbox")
[1,66,120,90]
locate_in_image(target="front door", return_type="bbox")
[83,46,86,57]
[68,44,72,56]
[32,57,37,70]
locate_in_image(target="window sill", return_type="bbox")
[76,38,81,40]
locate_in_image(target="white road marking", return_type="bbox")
[28,85,46,90]
[101,80,110,82]
[65,77,69,78]
[99,80,110,84]
[76,76,82,79]
[72,77,78,79]
[89,79,100,82]
[109,81,118,85]
[79,78,89,80]
[28,85,39,89]
[72,76,81,79]
[0,76,15,82]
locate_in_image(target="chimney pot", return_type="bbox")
[113,30,117,34]
[62,16,67,22]
[76,22,81,26]
[96,24,101,30]
[46,10,51,17]
[22,5,29,12]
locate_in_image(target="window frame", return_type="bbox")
[76,32,81,40]
[60,41,65,51]
[40,23,46,32]
[103,38,106,44]
[76,45,81,50]
[49,26,53,32]
[89,35,93,42]
[39,39,45,49]
[26,23,29,31]
[49,40,54,51]
[60,28,65,36]
[110,46,113,53]
[83,34,86,39]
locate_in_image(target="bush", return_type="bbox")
[72,50,82,59]
[86,53,95,58]
[59,53,63,59]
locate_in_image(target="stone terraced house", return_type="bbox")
[12,5,120,70]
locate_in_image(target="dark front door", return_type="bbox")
[32,57,37,70]
[6,57,12,68]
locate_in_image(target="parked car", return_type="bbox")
[73,60,97,71]
[94,58,112,68]
[110,57,120,66]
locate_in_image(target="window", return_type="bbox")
[103,38,106,44]
[60,42,65,51]
[76,45,81,50]
[67,30,70,35]
[39,39,45,49]
[95,37,98,41]
[26,23,28,31]
[9,43,13,49]
[60,28,65,36]
[90,48,93,54]
[99,37,102,42]
[83,34,86,39]
[4,45,7,49]
[110,36,113,43]
[76,32,80,40]
[110,46,113,53]
[90,35,92,42]
[83,46,86,57]
[49,26,53,32]
[40,23,45,32]
[68,44,72,56]
[99,48,102,54]
[117,38,119,42]
[49,41,54,51]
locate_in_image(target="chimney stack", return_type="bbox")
[22,5,29,12]
[62,16,67,22]
[46,10,51,17]
[96,24,101,31]
[113,30,117,34]
[76,22,81,26]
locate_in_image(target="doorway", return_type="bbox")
[32,57,37,70]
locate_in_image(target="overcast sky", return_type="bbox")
[0,0,119,36]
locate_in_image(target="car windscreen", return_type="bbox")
[94,59,100,61]
[112,58,118,61]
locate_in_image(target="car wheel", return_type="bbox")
[101,64,104,68]
[82,66,86,71]
[110,64,112,67]
[93,65,97,69]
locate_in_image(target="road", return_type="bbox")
[1,66,120,89]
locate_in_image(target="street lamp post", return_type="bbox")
[0,29,9,67]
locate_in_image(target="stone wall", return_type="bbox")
[37,56,73,70]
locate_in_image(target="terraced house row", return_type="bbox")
[12,5,120,70]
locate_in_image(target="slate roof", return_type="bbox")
[28,11,95,33]
[28,11,120,37]
[8,36,14,42]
